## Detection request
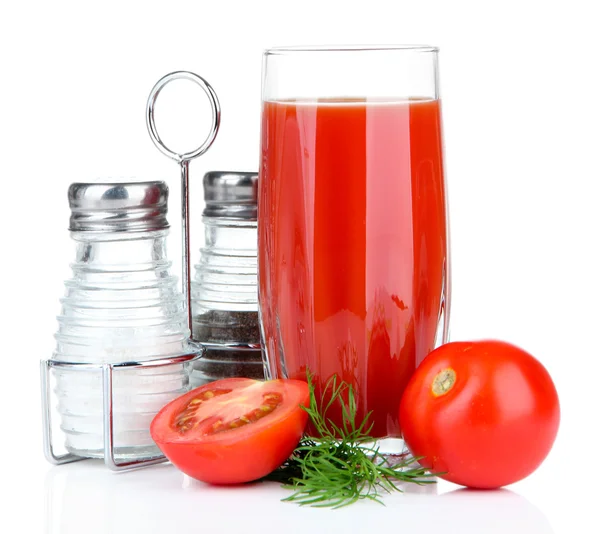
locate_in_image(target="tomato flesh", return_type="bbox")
[399,340,560,489]
[151,378,309,484]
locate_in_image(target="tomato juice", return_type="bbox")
[258,98,447,438]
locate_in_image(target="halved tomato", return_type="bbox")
[150,378,309,484]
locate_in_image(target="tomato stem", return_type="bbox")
[432,368,456,397]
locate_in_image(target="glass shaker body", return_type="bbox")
[53,182,196,460]
[191,172,264,385]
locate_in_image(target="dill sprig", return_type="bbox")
[265,372,436,508]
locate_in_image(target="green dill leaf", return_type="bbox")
[263,369,438,508]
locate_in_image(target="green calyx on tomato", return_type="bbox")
[399,340,560,489]
[151,378,309,485]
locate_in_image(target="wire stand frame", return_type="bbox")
[40,352,202,472]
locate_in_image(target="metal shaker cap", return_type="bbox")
[68,181,169,232]
[203,171,258,220]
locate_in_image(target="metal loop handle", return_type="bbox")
[146,71,221,162]
[146,71,221,333]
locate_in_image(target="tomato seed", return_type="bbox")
[172,389,233,432]
[212,420,224,431]
[174,390,283,436]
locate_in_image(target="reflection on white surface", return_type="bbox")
[45,462,554,534]
[435,488,554,534]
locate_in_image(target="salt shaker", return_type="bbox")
[191,171,264,386]
[49,181,200,462]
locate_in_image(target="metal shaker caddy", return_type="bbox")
[41,71,261,471]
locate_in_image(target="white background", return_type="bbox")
[1,0,598,532]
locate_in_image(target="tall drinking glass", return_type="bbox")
[258,46,450,446]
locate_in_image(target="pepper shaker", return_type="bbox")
[190,171,265,385]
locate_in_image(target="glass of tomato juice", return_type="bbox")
[258,46,450,447]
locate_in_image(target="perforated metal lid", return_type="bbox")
[68,181,169,232]
[203,171,258,220]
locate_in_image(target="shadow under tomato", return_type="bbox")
[182,475,267,489]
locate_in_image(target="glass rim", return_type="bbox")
[264,44,438,55]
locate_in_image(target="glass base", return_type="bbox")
[364,438,436,494]
[369,437,408,457]
[361,437,419,469]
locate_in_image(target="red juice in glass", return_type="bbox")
[258,97,447,438]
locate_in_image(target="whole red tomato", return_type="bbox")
[399,340,560,489]
[151,378,309,484]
